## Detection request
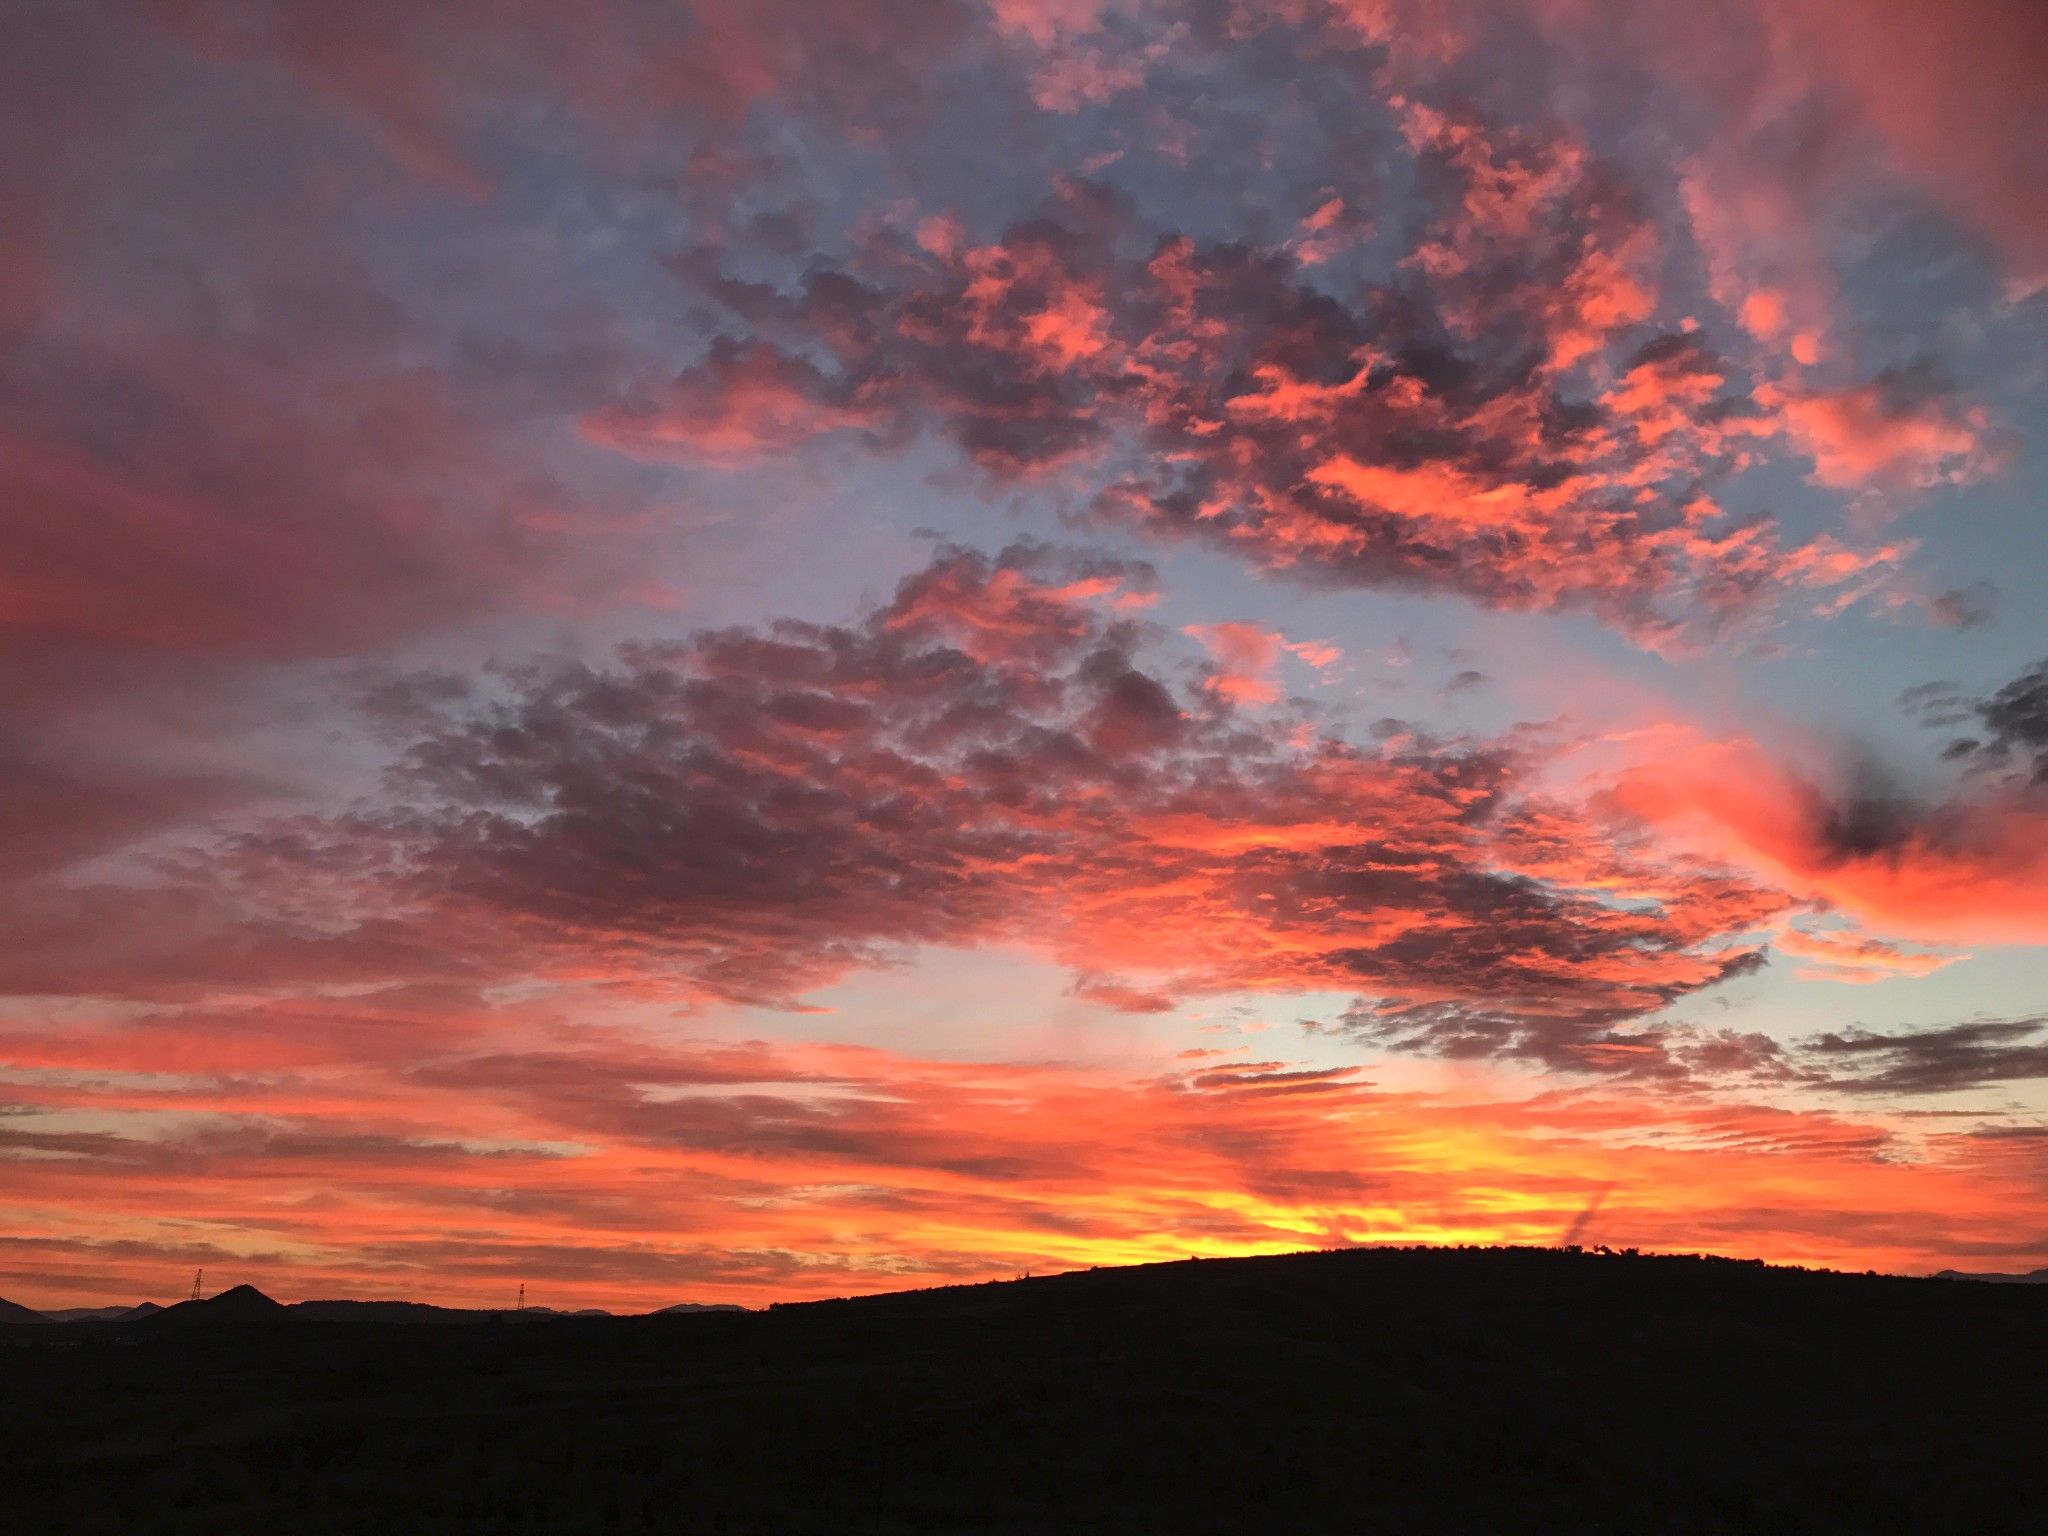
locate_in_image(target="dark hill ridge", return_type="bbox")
[135,1294,751,1325]
[37,1301,162,1323]
[4,1245,2046,1534]
[653,1300,747,1314]
[4,1292,743,1326]
[147,1282,288,1324]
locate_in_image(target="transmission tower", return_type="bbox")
[190,1268,203,1302]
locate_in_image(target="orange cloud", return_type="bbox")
[2,1028,2039,1311]
[1607,735,2048,946]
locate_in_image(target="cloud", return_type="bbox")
[585,338,891,461]
[632,162,1919,650]
[7,0,2010,719]
[1804,1018,2048,1097]
[4,1025,2042,1309]
[138,0,983,187]
[0,747,257,884]
[1182,622,1293,705]
[1068,974,1179,1013]
[1767,0,2048,286]
[1605,732,2048,946]
[315,543,1785,1036]
[1938,660,2048,784]
[1772,926,1964,986]
[1765,368,1997,492]
[1521,0,2047,290]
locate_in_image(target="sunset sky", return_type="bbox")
[3,0,2046,1311]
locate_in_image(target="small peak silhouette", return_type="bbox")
[152,1283,286,1324]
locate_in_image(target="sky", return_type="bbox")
[1,0,2045,1311]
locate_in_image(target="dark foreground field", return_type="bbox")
[6,1246,2046,1534]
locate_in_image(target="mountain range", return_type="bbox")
[10,1262,2044,1324]
[0,1286,744,1324]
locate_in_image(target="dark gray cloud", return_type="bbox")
[1804,1018,2048,1096]
[1975,662,2048,781]
[1905,659,2048,784]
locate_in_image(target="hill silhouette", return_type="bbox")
[653,1300,746,1314]
[4,1246,2046,1533]
[147,1283,288,1325]
[0,1295,50,1325]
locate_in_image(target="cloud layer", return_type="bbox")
[6,1025,2043,1311]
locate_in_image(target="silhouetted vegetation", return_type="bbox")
[6,1246,2045,1533]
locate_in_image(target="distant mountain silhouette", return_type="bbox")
[291,1299,473,1322]
[1934,1266,2048,1284]
[39,1302,162,1323]
[7,1288,754,1328]
[134,1295,748,1325]
[513,1305,619,1317]
[149,1283,286,1324]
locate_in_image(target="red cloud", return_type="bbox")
[1606,734,2048,946]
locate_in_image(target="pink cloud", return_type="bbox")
[1765,374,1996,492]
[585,339,889,461]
